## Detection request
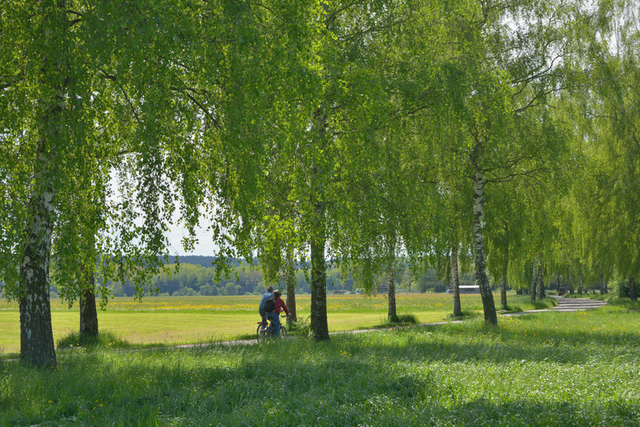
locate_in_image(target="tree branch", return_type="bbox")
[169,84,219,128]
[98,67,141,125]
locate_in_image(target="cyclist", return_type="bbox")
[266,289,290,338]
[258,285,274,328]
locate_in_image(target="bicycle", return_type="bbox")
[256,315,287,342]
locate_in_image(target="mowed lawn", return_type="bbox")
[1,293,486,354]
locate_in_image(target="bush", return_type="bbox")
[287,316,311,337]
[388,313,419,325]
[614,281,630,298]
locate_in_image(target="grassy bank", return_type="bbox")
[1,293,554,355]
[1,300,637,426]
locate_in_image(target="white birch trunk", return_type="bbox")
[387,237,397,319]
[472,172,497,325]
[19,2,70,366]
[20,142,58,367]
[530,257,539,301]
[310,199,329,341]
[537,262,545,300]
[388,259,397,319]
[309,107,329,341]
[500,237,509,308]
[451,245,462,317]
[285,245,297,326]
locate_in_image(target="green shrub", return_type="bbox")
[605,297,640,310]
[287,315,311,337]
[614,281,630,298]
[388,313,419,324]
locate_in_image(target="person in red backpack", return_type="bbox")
[266,290,290,338]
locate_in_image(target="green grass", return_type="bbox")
[498,295,557,314]
[563,292,608,299]
[2,293,509,355]
[1,300,638,426]
[0,293,562,356]
[56,331,135,350]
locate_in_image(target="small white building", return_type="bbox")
[447,285,480,294]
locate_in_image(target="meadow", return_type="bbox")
[0,292,510,355]
[1,296,638,426]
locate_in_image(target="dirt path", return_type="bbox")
[502,295,607,317]
[547,295,608,311]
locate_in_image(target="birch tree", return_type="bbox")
[572,0,640,296]
[0,1,214,366]
[224,0,426,339]
[415,0,587,324]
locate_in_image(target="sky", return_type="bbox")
[165,219,217,256]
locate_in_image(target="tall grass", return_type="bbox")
[2,304,638,426]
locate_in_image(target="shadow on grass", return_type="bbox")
[0,351,19,362]
[498,297,557,314]
[5,333,635,426]
[415,398,638,426]
[340,313,640,367]
[57,331,134,351]
[5,308,640,427]
[449,311,480,321]
[370,313,422,329]
[498,305,523,313]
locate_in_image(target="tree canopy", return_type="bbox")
[2,0,640,363]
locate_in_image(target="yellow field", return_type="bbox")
[0,293,485,355]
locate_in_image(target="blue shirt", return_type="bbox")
[259,291,274,310]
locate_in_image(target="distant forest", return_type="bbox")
[92,256,476,298]
[0,256,477,300]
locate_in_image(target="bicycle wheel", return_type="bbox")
[280,326,287,339]
[257,324,266,343]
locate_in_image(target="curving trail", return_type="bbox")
[501,295,607,318]
[547,295,608,312]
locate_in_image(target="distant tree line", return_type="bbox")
[3,256,477,300]
[89,257,476,298]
